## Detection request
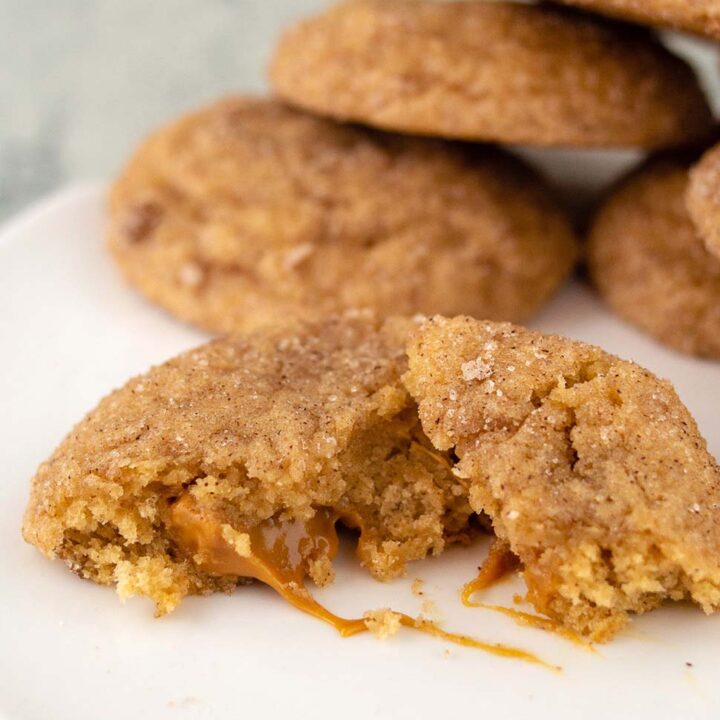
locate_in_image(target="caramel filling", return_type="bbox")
[462,539,590,648]
[461,539,521,604]
[169,495,557,669]
[169,495,365,636]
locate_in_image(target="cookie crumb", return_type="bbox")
[364,608,402,639]
[420,598,440,621]
[220,525,252,557]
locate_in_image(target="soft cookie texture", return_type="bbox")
[23,315,471,614]
[588,156,720,358]
[108,97,577,334]
[404,316,720,641]
[269,0,712,148]
[24,314,720,639]
[687,143,720,261]
[555,0,720,39]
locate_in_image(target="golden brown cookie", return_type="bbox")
[404,316,720,641]
[23,314,471,615]
[686,143,720,261]
[108,97,577,334]
[269,1,712,148]
[588,156,720,358]
[24,311,720,640]
[555,0,720,39]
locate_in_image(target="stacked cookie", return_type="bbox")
[523,1,720,359]
[24,1,720,646]
[554,0,720,39]
[109,0,714,340]
[109,99,577,333]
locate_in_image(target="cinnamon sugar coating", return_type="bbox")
[25,314,720,640]
[23,315,471,614]
[108,96,577,334]
[687,142,720,262]
[405,316,720,641]
[555,0,720,39]
[269,1,712,148]
[589,157,720,358]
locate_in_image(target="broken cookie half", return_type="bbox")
[405,316,720,641]
[23,314,471,625]
[24,314,720,643]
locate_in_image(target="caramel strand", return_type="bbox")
[169,495,559,670]
[461,538,520,606]
[462,538,591,650]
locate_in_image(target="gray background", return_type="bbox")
[1,1,719,221]
[0,0,327,220]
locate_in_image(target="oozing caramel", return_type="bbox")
[169,495,366,636]
[398,616,557,667]
[462,538,589,649]
[461,539,520,606]
[169,495,557,669]
[476,604,591,649]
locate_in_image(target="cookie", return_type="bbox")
[269,1,712,148]
[23,315,471,616]
[588,156,720,358]
[555,0,720,39]
[686,143,720,261]
[404,316,720,641]
[108,97,577,334]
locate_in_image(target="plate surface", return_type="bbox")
[1,186,720,719]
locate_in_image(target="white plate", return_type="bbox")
[1,186,720,720]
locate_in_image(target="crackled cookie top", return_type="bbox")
[589,156,720,358]
[687,142,720,262]
[23,314,471,614]
[555,0,720,39]
[269,1,712,148]
[404,316,720,640]
[25,310,720,640]
[108,96,577,334]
